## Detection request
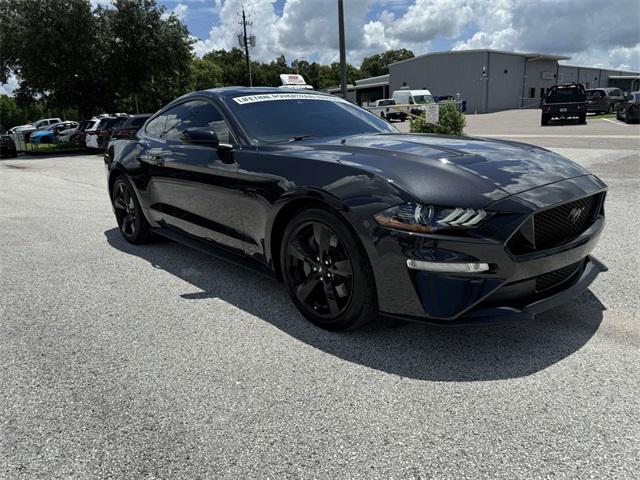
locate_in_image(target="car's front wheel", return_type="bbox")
[112,176,153,244]
[281,208,377,330]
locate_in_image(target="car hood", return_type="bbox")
[279,133,591,208]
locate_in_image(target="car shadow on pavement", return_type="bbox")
[105,228,605,382]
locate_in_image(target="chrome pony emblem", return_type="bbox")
[568,206,585,224]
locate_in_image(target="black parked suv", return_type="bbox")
[616,91,640,123]
[0,133,17,158]
[541,83,587,125]
[585,88,625,114]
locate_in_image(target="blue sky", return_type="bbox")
[1,0,638,95]
[156,0,639,71]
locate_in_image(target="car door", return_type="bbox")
[140,99,246,254]
[613,89,624,109]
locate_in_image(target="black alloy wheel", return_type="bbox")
[281,209,377,330]
[112,177,152,244]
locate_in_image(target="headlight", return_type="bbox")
[374,203,491,233]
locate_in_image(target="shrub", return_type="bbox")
[409,102,466,136]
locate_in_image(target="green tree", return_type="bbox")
[188,58,224,91]
[97,0,193,113]
[410,103,466,136]
[314,62,363,89]
[360,49,414,77]
[0,0,100,117]
[202,49,249,86]
[0,0,193,116]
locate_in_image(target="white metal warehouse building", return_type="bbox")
[329,49,639,113]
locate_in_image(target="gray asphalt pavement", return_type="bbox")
[397,108,640,149]
[1,119,639,479]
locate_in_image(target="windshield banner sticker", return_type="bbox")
[232,93,346,105]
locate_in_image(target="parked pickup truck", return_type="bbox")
[541,83,587,125]
[365,99,407,122]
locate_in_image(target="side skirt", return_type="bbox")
[152,227,278,280]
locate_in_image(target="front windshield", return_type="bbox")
[413,95,435,104]
[227,93,396,143]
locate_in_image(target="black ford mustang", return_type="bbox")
[105,87,607,330]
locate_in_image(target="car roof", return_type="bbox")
[190,87,335,99]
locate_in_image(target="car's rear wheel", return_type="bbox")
[578,113,586,124]
[281,208,377,330]
[112,176,153,244]
[541,114,549,126]
[616,105,624,121]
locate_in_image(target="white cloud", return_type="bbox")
[172,3,188,20]
[191,0,639,71]
[0,74,19,96]
[452,0,640,70]
[162,2,188,20]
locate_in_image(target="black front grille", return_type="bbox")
[534,194,602,250]
[508,193,604,254]
[535,261,583,293]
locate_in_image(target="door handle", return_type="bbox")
[139,154,165,166]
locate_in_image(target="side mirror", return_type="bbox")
[180,127,232,150]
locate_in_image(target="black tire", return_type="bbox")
[616,106,624,121]
[625,113,631,124]
[541,114,549,126]
[280,208,377,331]
[111,176,153,244]
[608,103,614,114]
[380,112,386,120]
[578,114,586,124]
[400,113,407,122]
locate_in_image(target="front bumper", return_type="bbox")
[381,255,606,326]
[368,179,606,325]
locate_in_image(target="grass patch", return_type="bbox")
[587,113,616,120]
[24,142,85,154]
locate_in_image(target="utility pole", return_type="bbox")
[338,0,347,99]
[239,8,253,87]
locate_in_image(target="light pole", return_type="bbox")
[338,0,347,99]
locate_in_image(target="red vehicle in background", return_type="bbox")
[86,116,127,150]
[110,114,151,140]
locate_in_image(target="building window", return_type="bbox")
[529,87,535,98]
[504,69,508,74]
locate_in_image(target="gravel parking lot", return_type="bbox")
[1,112,639,479]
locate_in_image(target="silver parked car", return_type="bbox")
[585,87,625,114]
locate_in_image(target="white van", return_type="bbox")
[392,89,435,106]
